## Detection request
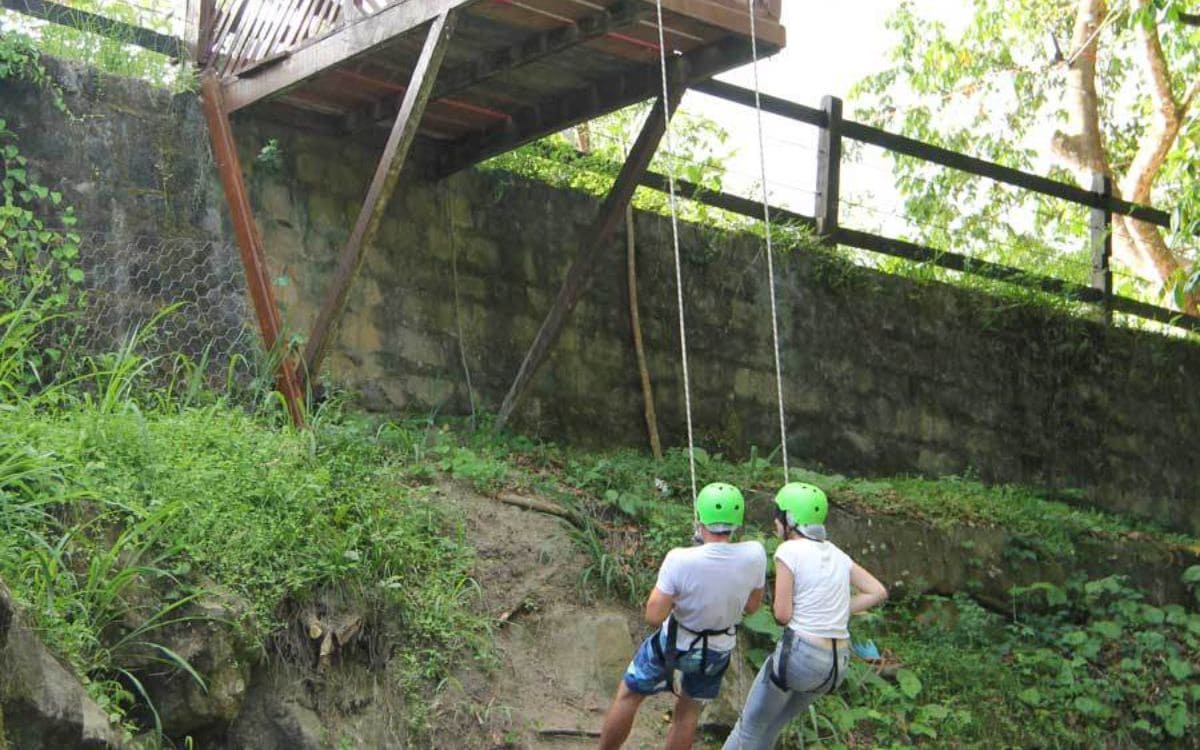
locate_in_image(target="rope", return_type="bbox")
[745,0,790,482]
[652,0,698,509]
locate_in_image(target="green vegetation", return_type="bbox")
[4,25,1199,750]
[513,444,1200,748]
[852,0,1200,311]
[1,39,487,744]
[1,311,492,741]
[0,0,191,91]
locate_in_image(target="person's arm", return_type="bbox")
[644,587,674,627]
[849,563,888,614]
[743,586,765,615]
[773,559,794,625]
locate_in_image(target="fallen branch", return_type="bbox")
[496,493,584,527]
[536,729,602,738]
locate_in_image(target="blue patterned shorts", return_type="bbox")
[622,629,732,700]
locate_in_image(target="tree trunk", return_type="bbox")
[626,204,663,460]
[1051,0,1108,182]
[1052,0,1197,309]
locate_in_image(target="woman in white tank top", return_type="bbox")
[722,482,888,750]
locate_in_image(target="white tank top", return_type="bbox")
[773,538,852,639]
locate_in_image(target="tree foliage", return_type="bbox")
[852,0,1200,309]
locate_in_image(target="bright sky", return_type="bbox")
[678,1,973,226]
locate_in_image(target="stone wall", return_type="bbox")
[6,59,1200,534]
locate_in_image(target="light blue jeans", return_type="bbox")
[722,630,850,750]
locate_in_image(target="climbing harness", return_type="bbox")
[768,629,842,695]
[652,615,738,692]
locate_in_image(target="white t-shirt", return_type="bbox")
[774,538,853,639]
[655,541,767,652]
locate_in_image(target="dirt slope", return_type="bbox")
[429,481,743,750]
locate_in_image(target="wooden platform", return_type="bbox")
[202,0,785,175]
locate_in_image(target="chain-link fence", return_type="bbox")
[77,231,261,386]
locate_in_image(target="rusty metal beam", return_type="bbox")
[495,79,685,431]
[303,12,456,381]
[199,74,306,426]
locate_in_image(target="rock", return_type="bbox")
[133,586,259,739]
[0,580,129,750]
[539,608,633,698]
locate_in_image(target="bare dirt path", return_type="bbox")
[428,481,728,750]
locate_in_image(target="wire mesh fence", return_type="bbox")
[76,231,261,386]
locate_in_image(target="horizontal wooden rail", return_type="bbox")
[840,121,1170,226]
[695,80,1171,227]
[627,165,1200,335]
[636,170,816,230]
[1,0,183,57]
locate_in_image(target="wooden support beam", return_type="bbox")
[495,81,685,431]
[303,12,456,381]
[344,0,645,132]
[1090,173,1113,326]
[438,36,752,177]
[646,0,785,47]
[222,0,474,113]
[199,74,306,427]
[814,95,842,237]
[1,0,183,57]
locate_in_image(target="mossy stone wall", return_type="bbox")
[7,58,1200,534]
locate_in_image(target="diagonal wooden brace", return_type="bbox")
[200,74,306,426]
[495,78,686,431]
[303,12,457,381]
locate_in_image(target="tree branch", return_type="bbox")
[1122,0,1183,203]
[1181,76,1200,118]
[1133,0,1179,119]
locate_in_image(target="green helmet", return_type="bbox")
[775,482,828,528]
[696,482,744,531]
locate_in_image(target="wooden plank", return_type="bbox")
[835,227,1104,301]
[1,0,183,56]
[207,0,248,67]
[224,0,475,112]
[439,0,643,98]
[647,0,785,48]
[438,35,753,175]
[695,79,1169,226]
[303,12,457,380]
[841,120,1171,227]
[183,0,206,60]
[221,0,270,74]
[343,0,644,132]
[835,227,1200,333]
[200,74,306,427]
[814,95,841,236]
[495,83,684,430]
[529,140,1200,336]
[692,78,823,125]
[636,169,816,229]
[1090,173,1113,325]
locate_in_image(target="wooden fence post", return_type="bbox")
[815,95,842,239]
[1090,173,1113,325]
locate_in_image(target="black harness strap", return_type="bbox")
[652,616,736,691]
[769,627,795,690]
[769,630,842,695]
[651,616,680,671]
[681,626,736,675]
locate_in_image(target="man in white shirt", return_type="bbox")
[598,483,767,750]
